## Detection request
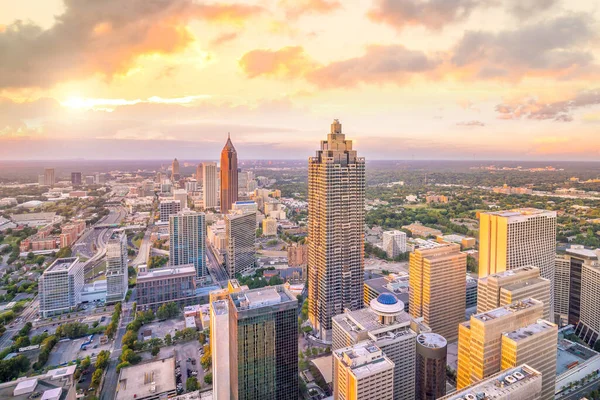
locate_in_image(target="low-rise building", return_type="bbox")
[402,223,443,238]
[136,265,197,311]
[115,357,177,400]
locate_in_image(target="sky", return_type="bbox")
[0,0,599,161]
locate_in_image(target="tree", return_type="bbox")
[122,330,137,348]
[91,369,103,386]
[198,332,206,345]
[268,275,283,286]
[80,356,91,370]
[151,346,160,357]
[95,351,110,370]
[201,346,212,369]
[165,333,172,346]
[204,372,213,385]
[56,246,72,258]
[186,377,199,391]
[116,361,130,373]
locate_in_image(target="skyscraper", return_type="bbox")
[44,168,55,187]
[39,257,84,318]
[308,119,365,340]
[225,210,256,277]
[202,162,218,209]
[220,134,238,213]
[409,243,466,342]
[478,208,557,313]
[196,163,203,183]
[106,231,128,303]
[71,172,82,185]
[228,285,298,400]
[416,333,447,400]
[171,158,180,182]
[169,210,207,279]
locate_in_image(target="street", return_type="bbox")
[206,244,228,287]
[559,378,600,400]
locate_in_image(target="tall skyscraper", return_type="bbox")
[477,265,551,321]
[478,208,557,314]
[171,158,180,182]
[308,119,365,340]
[169,210,207,278]
[220,134,238,213]
[71,172,82,185]
[383,230,407,259]
[409,243,466,342]
[228,285,298,400]
[196,163,203,183]
[39,257,84,318]
[44,168,55,187]
[416,333,447,400]
[106,231,128,303]
[225,210,256,277]
[202,162,218,209]
[456,298,543,389]
[333,341,395,400]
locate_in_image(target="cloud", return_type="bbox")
[0,0,264,89]
[210,32,238,47]
[239,46,317,79]
[368,0,495,31]
[456,120,485,127]
[495,89,600,121]
[507,0,558,20]
[280,0,342,19]
[451,14,597,80]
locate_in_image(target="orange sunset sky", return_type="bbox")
[0,0,599,160]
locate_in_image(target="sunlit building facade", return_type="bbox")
[220,134,238,213]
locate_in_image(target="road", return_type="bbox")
[206,244,229,287]
[559,378,600,400]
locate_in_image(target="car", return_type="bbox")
[43,329,48,333]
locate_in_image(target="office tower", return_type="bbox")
[416,333,447,400]
[185,180,197,193]
[225,210,256,277]
[202,162,218,209]
[106,231,128,303]
[71,172,82,185]
[156,171,163,183]
[171,158,180,182]
[44,168,55,186]
[333,341,395,400]
[440,365,542,400]
[332,294,421,400]
[456,298,543,389]
[574,250,600,345]
[409,243,466,341]
[383,230,407,259]
[555,245,599,329]
[220,134,238,213]
[169,210,207,278]
[477,265,551,321]
[478,208,557,313]
[308,119,366,340]
[173,189,188,209]
[466,275,478,309]
[262,217,277,236]
[210,299,230,400]
[501,320,558,400]
[287,242,308,267]
[228,285,298,400]
[159,199,181,222]
[196,163,203,183]
[39,257,84,318]
[136,265,197,311]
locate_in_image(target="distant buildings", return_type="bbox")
[308,119,365,340]
[287,242,307,267]
[136,264,197,311]
[425,195,449,204]
[409,243,466,341]
[59,220,86,248]
[159,199,181,222]
[71,172,82,185]
[39,257,84,318]
[262,217,277,236]
[202,162,218,210]
[171,158,180,182]
[225,210,256,277]
[196,163,203,183]
[437,234,476,249]
[169,210,207,278]
[402,223,443,238]
[416,333,447,400]
[44,168,55,187]
[106,231,128,303]
[383,230,407,258]
[220,134,238,213]
[173,189,188,209]
[492,184,533,195]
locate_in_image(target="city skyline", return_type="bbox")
[1,0,600,161]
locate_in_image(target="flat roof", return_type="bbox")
[503,320,555,341]
[483,208,556,218]
[504,277,549,292]
[556,339,600,375]
[45,258,79,273]
[473,298,541,322]
[137,265,196,281]
[211,300,228,316]
[566,246,598,259]
[116,357,176,400]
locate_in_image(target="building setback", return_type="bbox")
[308,119,365,341]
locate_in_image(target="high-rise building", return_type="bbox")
[409,243,466,341]
[71,172,82,185]
[477,265,551,321]
[501,320,558,400]
[456,298,543,389]
[308,119,365,340]
[383,230,407,259]
[416,333,447,400]
[210,299,230,400]
[202,162,218,209]
[169,210,207,278]
[220,134,238,213]
[225,210,256,277]
[44,168,55,187]
[196,163,203,183]
[262,217,277,236]
[173,189,188,209]
[228,285,298,400]
[39,257,84,318]
[171,158,180,182]
[572,249,600,345]
[136,264,197,311]
[478,208,557,313]
[106,231,128,303]
[440,365,542,400]
[332,294,421,400]
[287,242,308,267]
[333,341,395,400]
[159,199,181,222]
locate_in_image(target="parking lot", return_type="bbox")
[138,318,185,341]
[47,334,110,367]
[175,340,206,393]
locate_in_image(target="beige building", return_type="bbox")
[440,365,542,400]
[478,208,557,313]
[477,265,551,321]
[409,243,466,342]
[202,162,218,210]
[501,320,558,400]
[576,258,600,345]
[457,298,544,389]
[210,300,230,400]
[262,217,277,236]
[308,119,365,340]
[333,341,395,400]
[401,223,443,238]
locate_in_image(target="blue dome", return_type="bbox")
[377,293,398,305]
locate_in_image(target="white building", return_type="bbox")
[202,162,218,210]
[159,199,181,222]
[169,210,207,278]
[173,189,188,209]
[383,230,407,259]
[106,231,128,303]
[39,258,84,318]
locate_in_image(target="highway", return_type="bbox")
[206,244,229,287]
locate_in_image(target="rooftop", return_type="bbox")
[503,320,556,341]
[472,298,541,322]
[556,339,600,375]
[503,277,549,292]
[137,265,196,281]
[211,300,228,316]
[566,245,599,260]
[335,342,394,379]
[332,306,413,341]
[45,258,79,274]
[483,208,556,219]
[232,285,295,311]
[115,357,176,400]
[488,265,540,279]
[417,333,447,349]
